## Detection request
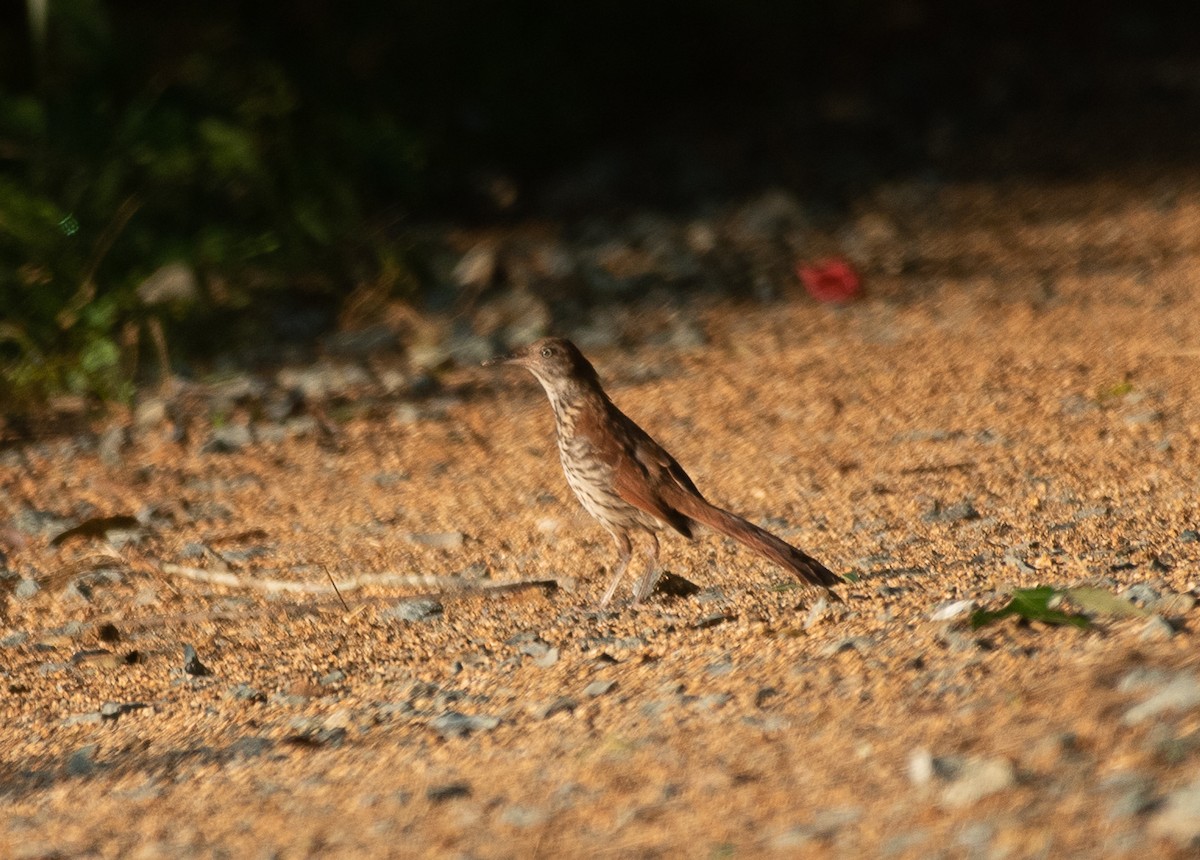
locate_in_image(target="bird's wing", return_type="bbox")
[610,413,702,538]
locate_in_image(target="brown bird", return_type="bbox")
[484,337,842,606]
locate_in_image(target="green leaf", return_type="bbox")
[1064,586,1150,618]
[970,586,1091,629]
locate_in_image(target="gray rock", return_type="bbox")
[202,424,253,454]
[501,805,547,828]
[1,631,29,647]
[929,599,974,621]
[66,744,100,776]
[13,578,39,600]
[1140,616,1177,640]
[1123,671,1200,724]
[384,598,444,623]
[182,643,212,677]
[1149,775,1200,846]
[98,425,126,467]
[230,684,266,702]
[940,757,1016,807]
[406,532,465,550]
[1103,774,1157,820]
[429,711,500,738]
[532,697,576,719]
[320,669,346,686]
[584,680,616,698]
[1122,582,1162,605]
[62,712,103,727]
[923,500,980,524]
[228,736,274,758]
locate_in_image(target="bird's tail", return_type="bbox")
[670,493,843,592]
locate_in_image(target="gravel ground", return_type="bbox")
[3,174,1200,857]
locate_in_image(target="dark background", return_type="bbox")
[1,1,1198,400]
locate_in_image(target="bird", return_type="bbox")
[483,337,842,606]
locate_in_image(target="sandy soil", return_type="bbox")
[3,175,1200,858]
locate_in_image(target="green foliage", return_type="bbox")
[1,3,426,404]
[970,587,1092,629]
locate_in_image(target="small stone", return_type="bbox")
[62,712,103,727]
[426,782,472,803]
[1,631,28,648]
[384,598,444,623]
[803,596,829,630]
[1123,672,1200,724]
[820,636,873,656]
[929,599,974,622]
[1140,616,1177,640]
[229,684,266,703]
[66,744,100,776]
[202,424,253,454]
[133,398,168,431]
[1149,775,1200,846]
[1122,582,1161,606]
[228,736,273,758]
[429,711,500,738]
[532,696,577,719]
[98,425,126,467]
[406,532,465,550]
[182,643,212,677]
[584,680,616,698]
[99,702,122,720]
[532,647,559,669]
[939,757,1016,808]
[13,578,39,600]
[922,500,980,524]
[501,805,547,828]
[319,669,346,686]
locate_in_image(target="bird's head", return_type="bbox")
[483,337,600,395]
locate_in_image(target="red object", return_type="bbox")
[797,257,862,303]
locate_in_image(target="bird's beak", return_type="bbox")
[482,350,524,368]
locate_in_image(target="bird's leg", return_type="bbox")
[631,532,662,604]
[598,530,633,607]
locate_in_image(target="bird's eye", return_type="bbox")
[540,346,554,357]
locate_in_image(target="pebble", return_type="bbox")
[1122,671,1200,724]
[426,782,472,802]
[202,424,253,454]
[406,532,465,550]
[939,757,1016,808]
[13,578,39,600]
[584,680,616,698]
[922,500,980,524]
[1139,616,1176,640]
[384,598,444,623]
[929,599,974,621]
[531,696,576,719]
[182,643,212,677]
[1,631,29,647]
[62,712,103,727]
[229,684,266,703]
[66,744,99,777]
[97,425,126,467]
[1149,775,1200,846]
[429,711,500,738]
[227,736,273,759]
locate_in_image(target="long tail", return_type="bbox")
[669,493,843,591]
